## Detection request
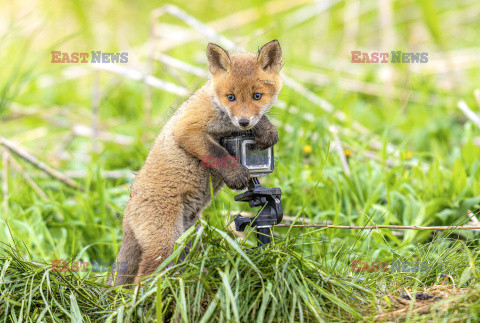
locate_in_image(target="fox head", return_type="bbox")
[207,40,283,130]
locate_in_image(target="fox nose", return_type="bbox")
[238,118,250,127]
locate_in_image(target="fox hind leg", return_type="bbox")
[134,218,185,284]
[108,223,142,287]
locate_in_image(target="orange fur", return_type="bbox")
[108,40,283,287]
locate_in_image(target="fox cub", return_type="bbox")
[109,40,283,286]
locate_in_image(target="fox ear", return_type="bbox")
[207,43,231,74]
[257,40,282,72]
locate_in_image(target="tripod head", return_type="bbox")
[234,178,282,229]
[233,178,283,245]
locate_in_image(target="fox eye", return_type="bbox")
[227,94,236,101]
[253,93,262,100]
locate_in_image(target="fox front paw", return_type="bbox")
[222,165,250,190]
[254,126,279,150]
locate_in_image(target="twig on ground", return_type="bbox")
[0,136,83,191]
[276,224,480,230]
[457,100,480,128]
[222,213,475,233]
[282,215,321,224]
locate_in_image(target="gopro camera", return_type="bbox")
[221,132,274,177]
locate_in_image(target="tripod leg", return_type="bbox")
[256,227,271,246]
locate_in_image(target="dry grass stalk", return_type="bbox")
[329,125,351,177]
[458,100,480,128]
[0,136,83,191]
[72,125,133,146]
[91,64,188,96]
[276,224,480,230]
[7,152,49,201]
[151,0,313,51]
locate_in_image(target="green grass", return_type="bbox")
[1,223,480,321]
[1,0,480,321]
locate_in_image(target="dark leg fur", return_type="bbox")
[252,115,278,150]
[108,224,142,287]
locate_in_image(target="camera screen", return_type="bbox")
[221,136,274,176]
[243,142,270,168]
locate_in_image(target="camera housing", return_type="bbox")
[221,132,274,177]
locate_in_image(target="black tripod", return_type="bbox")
[234,178,283,246]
